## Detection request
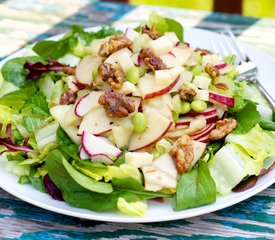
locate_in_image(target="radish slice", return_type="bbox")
[191,123,215,140]
[187,107,217,117]
[215,62,227,69]
[209,92,234,108]
[82,131,122,158]
[79,147,90,160]
[90,153,114,165]
[168,51,176,58]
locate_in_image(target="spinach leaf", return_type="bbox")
[233,101,261,134]
[56,126,79,160]
[259,117,275,131]
[45,149,141,211]
[164,18,184,42]
[23,92,50,116]
[173,161,216,211]
[1,56,44,87]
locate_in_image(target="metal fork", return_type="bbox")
[211,30,275,111]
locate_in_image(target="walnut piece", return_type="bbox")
[179,86,197,102]
[98,63,124,90]
[204,63,220,78]
[141,25,159,40]
[195,48,212,56]
[60,89,76,105]
[139,48,167,72]
[98,35,132,57]
[98,91,135,118]
[215,83,228,90]
[209,118,237,140]
[169,135,194,174]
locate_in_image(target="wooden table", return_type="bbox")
[0,1,275,239]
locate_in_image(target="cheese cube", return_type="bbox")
[149,36,173,56]
[194,89,210,101]
[192,76,212,89]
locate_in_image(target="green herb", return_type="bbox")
[259,117,275,131]
[233,101,261,134]
[1,56,44,87]
[173,161,216,211]
[23,116,45,133]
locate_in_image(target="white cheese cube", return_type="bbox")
[194,89,210,101]
[180,70,193,83]
[155,69,172,86]
[117,51,135,74]
[125,152,153,168]
[192,76,212,89]
[164,32,179,45]
[125,28,140,41]
[149,36,173,56]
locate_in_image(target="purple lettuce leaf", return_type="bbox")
[43,174,64,201]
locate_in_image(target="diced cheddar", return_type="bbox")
[149,36,173,56]
[117,51,135,74]
[192,76,212,89]
[194,89,210,101]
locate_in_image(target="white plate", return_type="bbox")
[0,25,275,223]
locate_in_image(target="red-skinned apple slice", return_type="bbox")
[82,131,122,159]
[191,123,215,140]
[74,91,103,118]
[140,75,180,100]
[187,107,217,117]
[209,92,234,108]
[176,113,218,127]
[194,135,211,143]
[128,110,173,151]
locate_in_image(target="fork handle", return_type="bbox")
[255,81,275,112]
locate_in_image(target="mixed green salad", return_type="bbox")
[0,12,275,217]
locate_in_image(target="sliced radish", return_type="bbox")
[209,91,234,108]
[215,62,227,69]
[79,147,89,160]
[90,153,114,165]
[82,131,122,158]
[74,91,103,118]
[191,123,215,140]
[187,107,217,117]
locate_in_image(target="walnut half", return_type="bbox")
[139,48,167,72]
[98,35,132,58]
[141,25,159,40]
[179,86,197,102]
[204,63,220,78]
[169,135,194,174]
[98,63,124,90]
[98,91,135,118]
[60,89,76,105]
[209,118,237,140]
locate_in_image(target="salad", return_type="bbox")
[0,12,275,217]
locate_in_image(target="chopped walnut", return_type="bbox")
[62,66,76,76]
[139,48,167,72]
[215,83,228,90]
[169,135,194,174]
[141,25,159,40]
[60,89,76,105]
[209,118,237,140]
[98,35,132,57]
[179,86,197,102]
[204,63,220,78]
[98,91,135,118]
[98,63,124,90]
[195,48,212,56]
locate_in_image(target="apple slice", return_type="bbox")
[194,134,211,143]
[63,105,81,126]
[74,91,103,118]
[191,123,215,140]
[76,56,102,86]
[128,110,173,151]
[104,48,132,69]
[189,140,207,169]
[188,107,217,117]
[209,91,234,108]
[82,131,122,159]
[138,73,180,100]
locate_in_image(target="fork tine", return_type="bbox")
[220,31,241,64]
[226,29,250,62]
